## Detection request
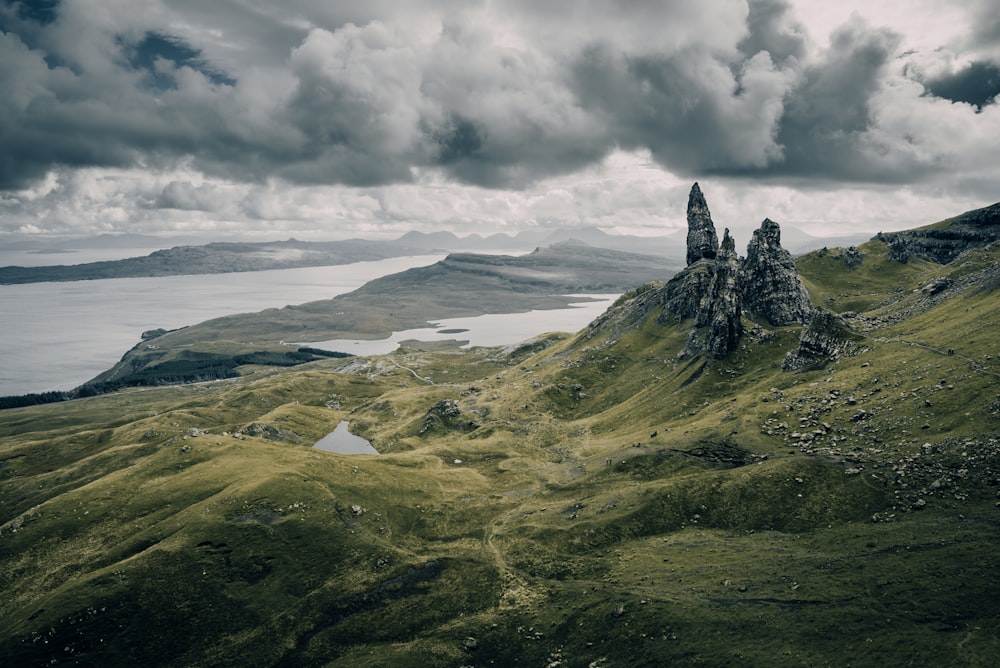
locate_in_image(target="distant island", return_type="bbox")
[0,238,430,284]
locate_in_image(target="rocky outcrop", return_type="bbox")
[740,218,812,326]
[877,201,1000,264]
[681,230,743,359]
[686,183,720,266]
[657,261,714,325]
[419,399,476,435]
[235,422,304,444]
[781,310,860,371]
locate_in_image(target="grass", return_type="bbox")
[2,242,1000,666]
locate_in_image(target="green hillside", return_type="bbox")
[2,225,1000,665]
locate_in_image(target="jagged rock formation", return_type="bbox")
[660,188,812,360]
[607,184,815,361]
[686,183,720,266]
[681,230,743,359]
[740,218,812,326]
[878,202,1000,264]
[782,310,860,371]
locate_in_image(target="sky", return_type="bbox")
[1,0,999,244]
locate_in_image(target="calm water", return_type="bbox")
[0,247,178,267]
[304,295,617,355]
[0,256,445,395]
[313,421,379,455]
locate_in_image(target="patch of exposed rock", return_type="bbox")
[235,422,304,444]
[782,310,861,371]
[686,183,720,266]
[741,218,812,326]
[420,399,476,435]
[878,201,1000,264]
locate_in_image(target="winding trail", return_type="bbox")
[385,357,436,384]
[876,337,1000,379]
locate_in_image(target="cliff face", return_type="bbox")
[740,218,812,326]
[878,202,1000,264]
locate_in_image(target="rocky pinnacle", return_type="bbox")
[740,218,812,326]
[686,182,719,266]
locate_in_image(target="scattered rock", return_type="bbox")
[921,277,952,295]
[420,399,470,435]
[842,247,865,268]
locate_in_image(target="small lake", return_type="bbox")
[313,421,379,455]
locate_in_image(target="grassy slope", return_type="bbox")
[2,242,1000,666]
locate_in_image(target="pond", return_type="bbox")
[313,421,379,455]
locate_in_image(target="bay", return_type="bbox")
[0,255,445,395]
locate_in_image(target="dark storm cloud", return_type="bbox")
[571,46,776,172]
[758,18,905,180]
[0,0,990,195]
[925,61,1000,109]
[738,0,808,65]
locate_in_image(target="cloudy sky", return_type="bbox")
[1,0,999,243]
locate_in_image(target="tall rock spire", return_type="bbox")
[686,183,720,266]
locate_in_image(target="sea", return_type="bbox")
[0,249,618,396]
